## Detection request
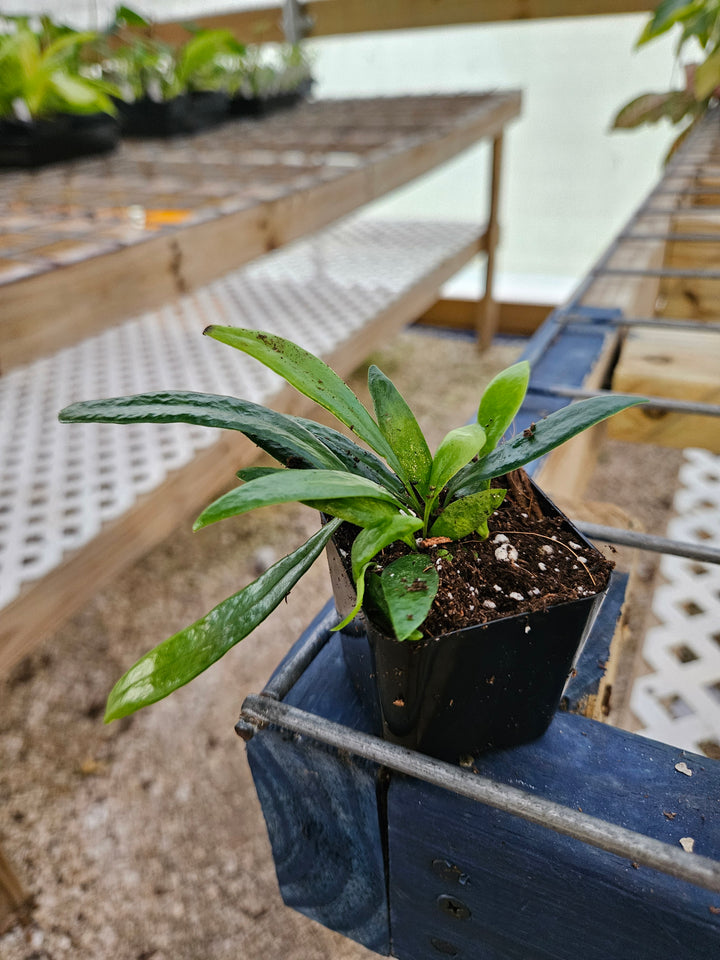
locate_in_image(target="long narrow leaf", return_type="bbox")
[204,326,405,476]
[296,417,406,497]
[59,391,346,471]
[449,395,646,498]
[104,518,342,721]
[477,361,529,454]
[368,364,432,496]
[302,497,407,527]
[194,469,406,530]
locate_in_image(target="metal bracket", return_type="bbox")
[282,0,313,44]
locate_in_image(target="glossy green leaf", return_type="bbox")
[236,466,283,481]
[427,423,486,518]
[334,514,424,630]
[449,394,646,498]
[194,469,405,530]
[302,496,406,527]
[59,391,346,472]
[104,518,342,722]
[430,488,506,540]
[368,364,432,495]
[295,417,406,497]
[204,326,404,476]
[476,361,529,455]
[378,554,439,642]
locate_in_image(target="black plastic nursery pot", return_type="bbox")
[115,96,189,137]
[229,80,312,118]
[0,113,119,168]
[328,482,609,763]
[188,90,230,130]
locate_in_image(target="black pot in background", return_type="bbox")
[328,482,609,762]
[0,113,119,168]
[115,95,193,137]
[188,90,230,131]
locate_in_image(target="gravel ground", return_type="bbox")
[0,329,679,959]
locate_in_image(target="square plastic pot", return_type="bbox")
[0,113,119,168]
[327,482,609,762]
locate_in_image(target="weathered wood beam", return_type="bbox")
[416,298,553,335]
[153,1,653,45]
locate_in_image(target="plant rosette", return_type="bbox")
[59,327,645,757]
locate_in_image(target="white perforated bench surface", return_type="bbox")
[0,217,480,614]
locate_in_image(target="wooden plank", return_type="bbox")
[154,2,654,44]
[477,134,503,350]
[660,213,720,319]
[609,328,720,451]
[0,94,521,371]
[0,845,31,934]
[0,230,482,676]
[581,236,670,318]
[532,323,621,501]
[388,715,720,960]
[417,298,553,335]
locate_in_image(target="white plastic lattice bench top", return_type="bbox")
[0,216,483,672]
[631,448,720,759]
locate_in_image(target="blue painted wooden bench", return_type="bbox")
[241,308,720,958]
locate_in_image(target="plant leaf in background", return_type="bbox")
[104,518,341,721]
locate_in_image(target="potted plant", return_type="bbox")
[229,43,313,117]
[612,0,720,159]
[101,7,242,135]
[0,15,119,168]
[59,327,644,759]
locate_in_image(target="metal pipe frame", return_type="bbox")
[539,383,720,417]
[239,694,720,895]
[563,314,720,333]
[577,522,720,566]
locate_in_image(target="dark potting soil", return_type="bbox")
[334,469,615,639]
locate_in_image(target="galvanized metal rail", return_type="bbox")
[239,694,720,895]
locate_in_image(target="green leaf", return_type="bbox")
[334,514,424,630]
[295,417,406,497]
[303,496,407,527]
[368,364,432,495]
[430,488,506,540]
[449,394,646,498]
[203,327,404,477]
[377,554,439,642]
[637,1,701,47]
[59,391,347,472]
[427,423,487,517]
[194,469,405,530]
[104,518,341,721]
[236,466,283,481]
[694,46,720,99]
[611,92,693,130]
[476,361,529,455]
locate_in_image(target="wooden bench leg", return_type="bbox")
[0,844,31,933]
[476,133,504,351]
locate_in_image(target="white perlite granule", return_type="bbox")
[494,543,518,562]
